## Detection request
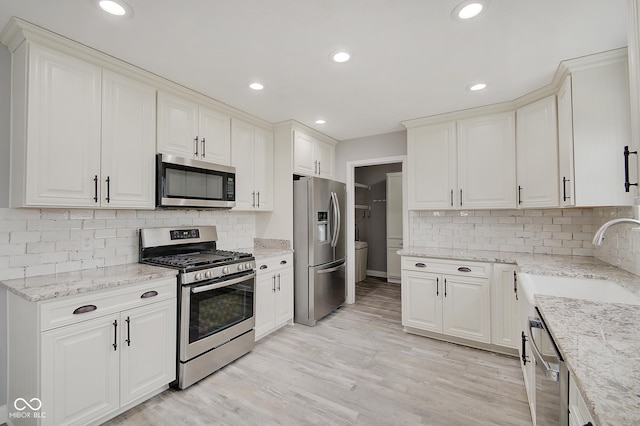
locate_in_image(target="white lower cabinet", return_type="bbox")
[254,254,294,341]
[401,257,491,344]
[569,371,595,426]
[8,277,177,426]
[491,264,519,349]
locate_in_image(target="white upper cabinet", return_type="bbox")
[157,91,231,165]
[407,111,516,210]
[14,42,102,208]
[516,95,559,208]
[9,42,156,209]
[293,130,336,179]
[557,52,635,206]
[407,122,457,210]
[231,118,274,211]
[101,70,156,209]
[457,112,517,209]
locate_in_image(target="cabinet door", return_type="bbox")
[254,127,274,211]
[254,271,276,340]
[199,106,231,165]
[231,119,257,210]
[401,271,442,332]
[25,43,102,207]
[293,131,317,176]
[516,96,559,208]
[572,61,635,206]
[386,240,402,282]
[557,75,576,206]
[386,173,403,239]
[442,275,491,343]
[120,300,176,406]
[101,71,156,209]
[457,112,517,209]
[274,266,294,327]
[407,123,457,209]
[491,264,518,349]
[41,315,119,426]
[157,91,199,159]
[315,138,335,179]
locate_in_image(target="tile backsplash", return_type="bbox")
[0,208,255,281]
[592,206,640,276]
[409,208,596,256]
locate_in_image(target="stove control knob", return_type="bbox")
[194,272,203,281]
[237,264,244,271]
[222,267,230,275]
[245,262,253,270]
[204,270,213,279]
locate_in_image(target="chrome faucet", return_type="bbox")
[592,218,640,245]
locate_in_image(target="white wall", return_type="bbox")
[335,130,407,182]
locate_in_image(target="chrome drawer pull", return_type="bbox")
[457,267,472,273]
[73,304,97,315]
[140,291,158,299]
[415,263,426,268]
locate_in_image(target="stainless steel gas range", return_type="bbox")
[139,226,256,389]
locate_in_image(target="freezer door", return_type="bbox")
[309,260,346,324]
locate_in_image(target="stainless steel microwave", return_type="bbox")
[156,154,236,209]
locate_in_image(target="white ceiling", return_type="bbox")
[0,0,629,141]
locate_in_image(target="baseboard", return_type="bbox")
[386,278,401,284]
[365,270,386,278]
[0,404,7,425]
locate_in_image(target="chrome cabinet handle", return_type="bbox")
[105,176,111,203]
[277,273,281,291]
[194,136,199,156]
[140,290,158,299]
[457,267,471,273]
[125,316,131,346]
[93,175,98,203]
[201,137,206,158]
[113,320,118,351]
[73,304,97,315]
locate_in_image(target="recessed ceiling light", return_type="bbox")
[452,0,489,21]
[468,82,487,91]
[98,0,131,16]
[332,51,351,63]
[249,82,264,91]
[315,119,326,125]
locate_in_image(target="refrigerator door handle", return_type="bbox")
[317,264,345,274]
[335,191,341,248]
[330,192,339,248]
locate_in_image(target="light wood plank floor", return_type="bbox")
[106,277,532,425]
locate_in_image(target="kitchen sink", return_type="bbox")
[518,273,640,306]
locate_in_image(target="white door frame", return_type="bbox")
[345,155,408,304]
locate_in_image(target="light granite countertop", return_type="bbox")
[536,296,640,426]
[399,246,640,296]
[241,247,294,261]
[0,263,178,302]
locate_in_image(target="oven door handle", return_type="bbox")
[528,317,560,382]
[191,272,255,294]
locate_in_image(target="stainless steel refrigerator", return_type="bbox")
[293,176,346,326]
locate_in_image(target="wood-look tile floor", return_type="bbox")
[106,277,532,426]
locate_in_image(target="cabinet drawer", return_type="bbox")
[401,257,490,278]
[256,254,293,275]
[40,277,177,331]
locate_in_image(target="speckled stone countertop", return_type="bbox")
[247,238,294,261]
[399,246,640,295]
[536,296,640,426]
[0,263,177,302]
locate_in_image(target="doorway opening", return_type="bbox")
[346,155,408,304]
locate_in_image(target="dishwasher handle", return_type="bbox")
[528,316,560,381]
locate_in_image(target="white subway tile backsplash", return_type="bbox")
[0,208,256,281]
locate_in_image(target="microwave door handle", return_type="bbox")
[528,317,560,381]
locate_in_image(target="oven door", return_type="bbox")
[180,270,255,362]
[157,153,236,209]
